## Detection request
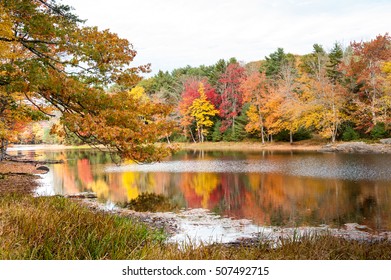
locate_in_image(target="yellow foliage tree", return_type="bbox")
[269,62,304,143]
[129,86,148,102]
[380,61,391,125]
[299,50,349,142]
[188,83,219,142]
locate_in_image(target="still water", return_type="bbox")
[11,147,391,231]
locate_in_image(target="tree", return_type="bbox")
[327,43,344,83]
[344,34,391,132]
[273,58,303,143]
[218,63,246,134]
[178,78,218,141]
[300,44,349,142]
[188,83,219,142]
[0,0,174,162]
[240,71,268,143]
[380,61,391,127]
[262,48,295,82]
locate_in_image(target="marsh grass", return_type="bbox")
[1,194,391,260]
[0,194,166,259]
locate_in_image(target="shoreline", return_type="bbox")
[179,140,391,154]
[7,140,391,155]
[179,141,323,152]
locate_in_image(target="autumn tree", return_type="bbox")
[240,71,268,143]
[188,83,219,142]
[0,0,174,162]
[380,61,391,126]
[344,34,391,132]
[272,57,303,143]
[300,44,349,142]
[178,78,218,141]
[218,62,246,134]
[0,90,48,159]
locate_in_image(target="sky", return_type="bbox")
[64,0,391,76]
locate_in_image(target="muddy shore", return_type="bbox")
[0,161,46,195]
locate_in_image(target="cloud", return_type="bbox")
[64,0,391,75]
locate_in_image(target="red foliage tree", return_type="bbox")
[178,78,219,140]
[218,63,246,133]
[344,33,391,130]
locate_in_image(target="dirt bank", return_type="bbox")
[0,161,47,195]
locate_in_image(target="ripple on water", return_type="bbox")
[105,158,391,181]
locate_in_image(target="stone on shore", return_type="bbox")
[320,141,391,153]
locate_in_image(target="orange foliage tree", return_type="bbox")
[0,0,174,162]
[240,71,269,143]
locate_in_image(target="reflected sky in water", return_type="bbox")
[10,148,391,231]
[106,153,391,181]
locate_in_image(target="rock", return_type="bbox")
[36,165,50,173]
[319,142,391,154]
[380,138,391,144]
[65,192,97,199]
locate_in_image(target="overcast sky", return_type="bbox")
[64,0,391,76]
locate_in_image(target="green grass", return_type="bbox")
[1,194,391,260]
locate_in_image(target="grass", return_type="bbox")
[0,194,166,259]
[1,194,391,260]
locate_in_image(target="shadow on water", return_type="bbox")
[120,192,180,213]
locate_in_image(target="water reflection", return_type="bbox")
[14,148,391,231]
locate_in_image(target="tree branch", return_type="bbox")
[23,93,56,117]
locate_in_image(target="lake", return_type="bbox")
[9,146,391,231]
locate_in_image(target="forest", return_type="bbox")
[135,36,391,144]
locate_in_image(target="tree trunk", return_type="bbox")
[331,114,338,143]
[261,125,265,144]
[189,128,196,143]
[0,139,8,161]
[259,109,265,144]
[232,115,235,136]
[289,130,293,144]
[371,92,377,125]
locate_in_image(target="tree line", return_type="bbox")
[137,35,391,143]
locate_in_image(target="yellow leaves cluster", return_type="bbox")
[245,104,262,134]
[188,83,219,141]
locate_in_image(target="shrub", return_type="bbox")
[342,126,360,141]
[370,122,389,139]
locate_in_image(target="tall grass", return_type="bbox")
[1,194,391,260]
[0,195,166,259]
